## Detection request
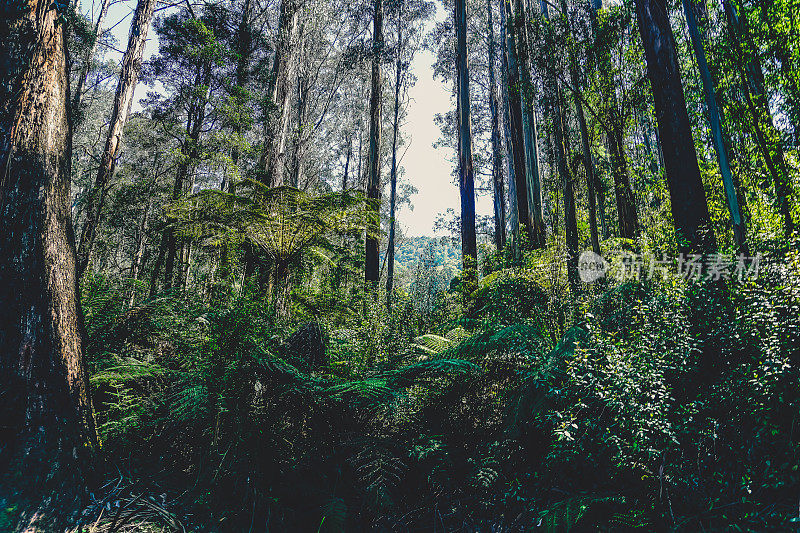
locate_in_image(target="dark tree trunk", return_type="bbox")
[500,0,532,249]
[0,3,96,529]
[456,0,477,271]
[634,0,715,251]
[386,5,404,308]
[513,0,545,248]
[76,0,157,275]
[608,127,639,239]
[682,0,746,249]
[365,0,383,285]
[541,1,578,288]
[488,0,507,251]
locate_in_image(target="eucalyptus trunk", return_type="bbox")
[0,3,96,529]
[634,0,715,251]
[682,0,746,249]
[456,0,478,272]
[723,0,794,237]
[260,0,301,188]
[365,0,383,285]
[76,0,157,275]
[386,6,404,308]
[512,0,545,248]
[488,0,507,251]
[500,0,532,248]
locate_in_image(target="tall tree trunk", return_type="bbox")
[587,0,638,241]
[0,3,96,529]
[342,134,352,191]
[71,0,112,113]
[290,70,308,188]
[608,127,639,239]
[76,0,157,275]
[682,0,746,249]
[634,0,715,251]
[163,63,211,290]
[499,3,519,253]
[561,0,600,254]
[456,0,478,273]
[501,0,532,249]
[260,0,301,188]
[386,6,403,308]
[541,1,578,287]
[723,0,794,237]
[365,0,383,285]
[488,0,507,251]
[513,0,545,248]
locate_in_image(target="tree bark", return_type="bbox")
[500,0,532,249]
[682,0,746,249]
[365,0,383,285]
[76,0,157,275]
[488,0,507,251]
[386,4,404,308]
[260,0,301,188]
[456,0,477,273]
[0,2,96,529]
[634,0,715,251]
[562,0,600,254]
[513,0,545,248]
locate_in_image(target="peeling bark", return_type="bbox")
[0,2,96,529]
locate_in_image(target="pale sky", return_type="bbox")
[93,1,490,237]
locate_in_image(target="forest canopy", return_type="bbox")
[1,0,799,530]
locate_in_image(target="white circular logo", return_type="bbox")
[578,251,607,283]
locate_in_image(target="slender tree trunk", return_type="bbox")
[164,63,211,290]
[634,0,715,251]
[71,0,112,113]
[0,3,96,529]
[682,0,746,249]
[501,0,532,248]
[342,134,352,191]
[488,0,507,251]
[76,0,157,275]
[129,194,153,307]
[365,0,383,285]
[500,2,519,251]
[386,6,403,308]
[587,0,637,241]
[723,0,794,237]
[513,0,545,248]
[608,127,639,239]
[561,0,600,253]
[224,0,253,191]
[540,1,578,287]
[456,0,478,273]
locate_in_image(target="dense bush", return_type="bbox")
[77,249,800,531]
